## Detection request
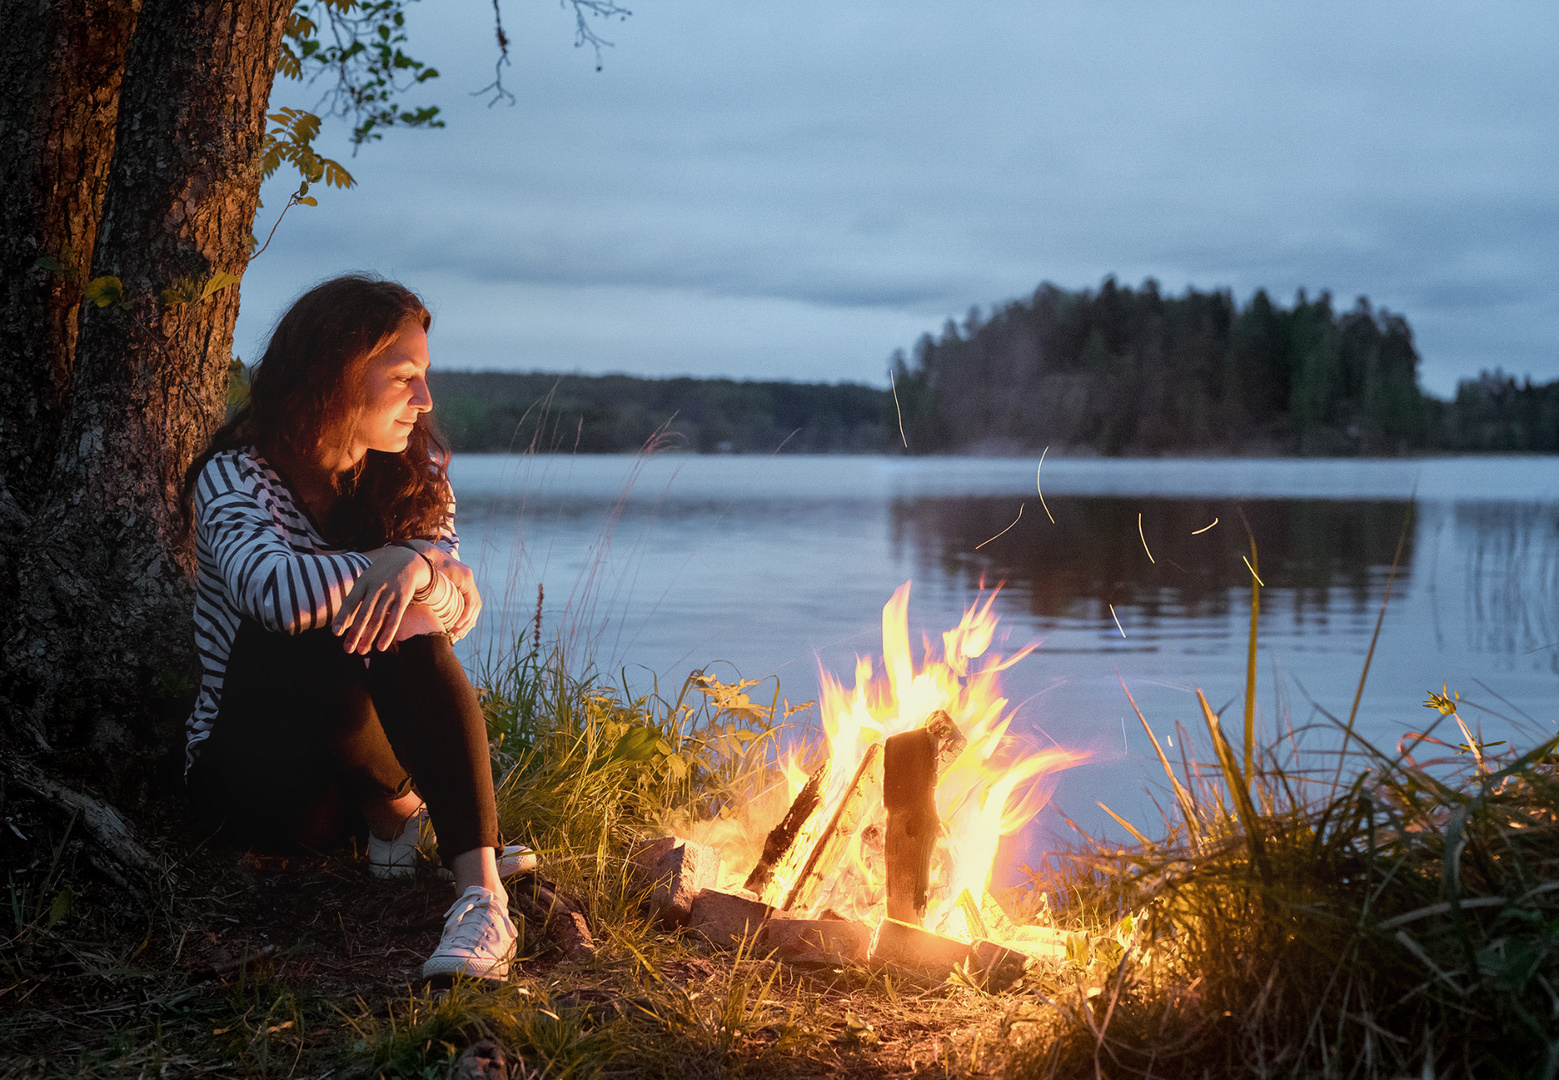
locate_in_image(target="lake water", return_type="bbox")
[448,453,1559,866]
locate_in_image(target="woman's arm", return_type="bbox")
[331,544,436,653]
[399,483,481,640]
[196,455,373,634]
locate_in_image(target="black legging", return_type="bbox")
[187,619,499,862]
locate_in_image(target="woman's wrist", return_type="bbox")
[390,540,438,601]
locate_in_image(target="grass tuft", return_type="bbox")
[1007,698,1559,1080]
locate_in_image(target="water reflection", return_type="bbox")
[1455,502,1559,667]
[891,495,1417,634]
[449,454,1559,851]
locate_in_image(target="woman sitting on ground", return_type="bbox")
[182,275,525,981]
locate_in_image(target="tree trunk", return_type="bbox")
[0,0,144,511]
[0,0,291,809]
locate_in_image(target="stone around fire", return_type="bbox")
[630,836,722,927]
[762,916,873,966]
[688,888,777,948]
[869,918,973,976]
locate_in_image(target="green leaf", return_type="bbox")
[158,276,200,307]
[46,886,72,929]
[1064,930,1090,967]
[607,726,660,764]
[200,270,242,301]
[1476,938,1540,992]
[297,195,318,207]
[284,11,316,38]
[260,141,283,182]
[34,255,60,272]
[276,43,302,80]
[83,275,125,308]
[322,159,355,188]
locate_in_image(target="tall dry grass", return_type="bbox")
[1007,534,1559,1079]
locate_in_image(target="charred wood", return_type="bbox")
[882,711,965,924]
[774,742,881,912]
[743,762,826,894]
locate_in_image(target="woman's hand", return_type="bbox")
[333,545,432,653]
[404,540,483,639]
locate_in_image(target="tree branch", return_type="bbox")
[472,0,515,106]
[474,0,632,106]
[5,758,160,892]
[568,0,632,71]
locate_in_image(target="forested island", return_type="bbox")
[429,278,1559,455]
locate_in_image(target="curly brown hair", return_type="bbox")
[186,275,452,549]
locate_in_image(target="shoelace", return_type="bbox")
[440,891,514,952]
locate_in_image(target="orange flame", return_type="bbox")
[779,581,1087,937]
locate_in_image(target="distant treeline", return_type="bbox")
[427,371,887,454]
[1428,372,1559,453]
[893,278,1429,454]
[429,278,1559,455]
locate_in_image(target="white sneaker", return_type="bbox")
[371,804,539,882]
[435,844,540,882]
[368,803,433,879]
[498,844,540,877]
[422,886,517,981]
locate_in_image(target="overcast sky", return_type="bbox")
[236,0,1557,396]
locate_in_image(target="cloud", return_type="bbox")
[237,0,1558,395]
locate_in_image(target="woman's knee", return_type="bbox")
[392,602,445,643]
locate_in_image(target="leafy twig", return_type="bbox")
[250,181,318,262]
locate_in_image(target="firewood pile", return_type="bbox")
[629,711,1068,990]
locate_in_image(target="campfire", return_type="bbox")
[633,582,1086,985]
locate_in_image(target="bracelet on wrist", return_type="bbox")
[391,540,438,602]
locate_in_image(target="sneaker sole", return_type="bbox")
[421,954,513,980]
[499,845,539,877]
[369,859,418,879]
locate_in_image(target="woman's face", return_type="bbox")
[348,322,432,464]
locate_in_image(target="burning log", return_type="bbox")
[776,743,882,912]
[883,710,966,924]
[745,744,884,911]
[1004,925,1070,963]
[743,709,965,921]
[970,938,1029,991]
[743,764,827,895]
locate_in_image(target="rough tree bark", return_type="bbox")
[0,0,145,513]
[0,0,292,838]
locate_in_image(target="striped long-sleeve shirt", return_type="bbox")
[185,447,465,772]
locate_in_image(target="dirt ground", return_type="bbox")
[1,831,1032,1079]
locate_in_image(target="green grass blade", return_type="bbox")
[1198,689,1269,882]
[1119,675,1202,847]
[1244,534,1260,784]
[1097,801,1151,846]
[1333,504,1413,791]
